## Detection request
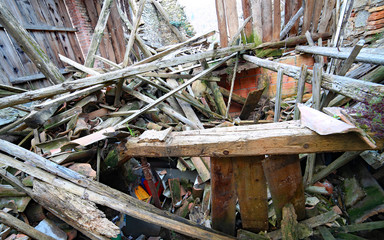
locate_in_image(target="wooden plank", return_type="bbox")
[302,0,315,34]
[211,157,236,236]
[0,0,65,84]
[318,0,336,33]
[54,0,84,63]
[10,69,68,84]
[239,88,264,120]
[296,46,384,65]
[0,24,76,32]
[337,39,365,76]
[262,155,306,222]
[261,0,272,42]
[124,121,374,157]
[311,0,324,33]
[215,0,228,47]
[224,0,239,40]
[233,156,268,232]
[0,147,235,240]
[280,6,304,40]
[273,0,281,41]
[106,3,126,63]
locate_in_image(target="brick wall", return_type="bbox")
[64,0,93,59]
[219,54,314,113]
[345,0,384,45]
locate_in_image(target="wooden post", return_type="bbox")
[215,0,229,47]
[0,1,65,84]
[311,0,324,33]
[83,0,114,68]
[233,156,268,232]
[290,0,302,35]
[211,157,236,236]
[262,155,306,223]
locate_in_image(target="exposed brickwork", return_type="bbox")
[345,1,384,44]
[64,0,93,59]
[219,54,314,114]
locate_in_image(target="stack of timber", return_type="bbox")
[0,0,384,239]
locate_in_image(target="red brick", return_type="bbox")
[368,10,384,21]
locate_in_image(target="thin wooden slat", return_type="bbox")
[211,157,236,236]
[262,155,306,222]
[215,0,228,47]
[274,68,284,122]
[233,156,268,232]
[293,65,308,120]
[312,63,322,110]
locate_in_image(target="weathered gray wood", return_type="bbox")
[274,68,284,122]
[84,0,114,68]
[115,54,235,127]
[0,44,256,110]
[0,1,65,84]
[312,63,322,110]
[296,45,384,65]
[256,32,332,49]
[116,3,153,58]
[150,0,186,42]
[293,65,308,120]
[226,54,239,117]
[318,0,335,33]
[123,121,374,157]
[0,24,76,32]
[243,54,384,104]
[0,149,234,240]
[10,69,68,84]
[122,0,146,67]
[337,40,365,76]
[0,210,56,240]
[280,6,304,40]
[229,16,252,46]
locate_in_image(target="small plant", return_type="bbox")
[126,124,136,137]
[348,95,384,138]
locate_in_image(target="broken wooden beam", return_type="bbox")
[296,45,384,65]
[239,88,264,120]
[0,1,65,84]
[243,54,384,104]
[0,210,56,240]
[123,121,374,157]
[255,33,332,49]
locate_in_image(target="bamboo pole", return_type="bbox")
[0,1,65,84]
